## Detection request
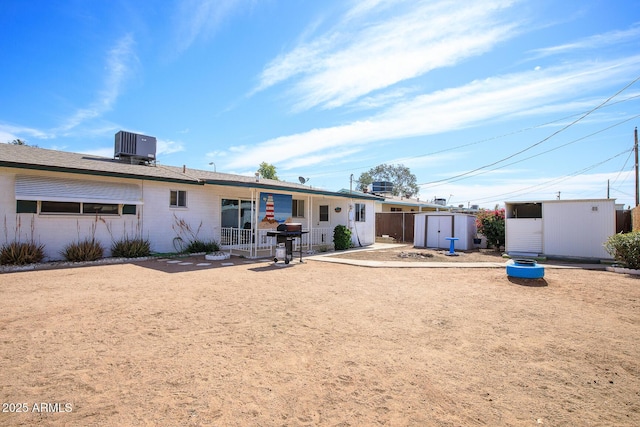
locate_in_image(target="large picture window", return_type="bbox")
[40,201,81,214]
[83,203,119,215]
[18,200,127,215]
[221,199,253,229]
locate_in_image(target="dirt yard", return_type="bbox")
[326,244,508,263]
[0,252,639,426]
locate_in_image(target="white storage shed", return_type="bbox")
[505,198,616,260]
[414,212,477,251]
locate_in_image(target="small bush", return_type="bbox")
[604,231,640,269]
[333,225,352,250]
[185,239,220,254]
[62,238,104,262]
[0,241,45,265]
[111,237,151,258]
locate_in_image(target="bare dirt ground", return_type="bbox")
[326,244,507,263]
[1,252,639,426]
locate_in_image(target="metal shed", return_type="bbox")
[505,198,616,259]
[414,212,477,251]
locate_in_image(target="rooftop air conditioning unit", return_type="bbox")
[369,181,394,195]
[114,131,157,164]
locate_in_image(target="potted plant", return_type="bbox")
[473,234,482,245]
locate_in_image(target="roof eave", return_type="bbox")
[204,179,380,200]
[0,161,203,185]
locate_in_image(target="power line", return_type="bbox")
[301,93,640,180]
[417,75,640,186]
[421,112,640,188]
[610,145,635,186]
[469,148,633,204]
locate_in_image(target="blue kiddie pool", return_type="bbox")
[506,259,545,279]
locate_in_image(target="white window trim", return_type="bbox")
[170,189,188,208]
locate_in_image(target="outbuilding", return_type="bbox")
[505,198,616,260]
[413,212,477,251]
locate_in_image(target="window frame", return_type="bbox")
[122,204,137,215]
[82,203,119,215]
[355,203,366,222]
[319,205,329,222]
[40,201,81,214]
[17,199,129,216]
[170,190,187,208]
[292,199,305,218]
[16,200,37,214]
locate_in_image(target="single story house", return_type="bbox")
[505,198,616,260]
[0,141,379,261]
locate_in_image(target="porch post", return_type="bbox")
[308,194,313,250]
[251,188,256,258]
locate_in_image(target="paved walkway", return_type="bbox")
[307,243,607,270]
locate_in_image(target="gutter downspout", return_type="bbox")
[308,194,313,251]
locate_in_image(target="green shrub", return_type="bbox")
[185,239,220,254]
[333,225,352,250]
[111,237,151,258]
[0,241,45,265]
[604,232,640,269]
[476,208,505,250]
[62,238,104,262]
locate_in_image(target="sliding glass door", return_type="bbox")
[221,199,254,245]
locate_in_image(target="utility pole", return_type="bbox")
[635,127,638,207]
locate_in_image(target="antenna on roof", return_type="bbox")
[298,176,310,185]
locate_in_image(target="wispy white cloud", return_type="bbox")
[56,34,137,133]
[528,23,640,59]
[0,123,54,143]
[173,0,246,53]
[157,138,185,157]
[254,0,519,111]
[224,54,640,171]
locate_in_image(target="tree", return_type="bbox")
[357,164,419,198]
[258,162,278,180]
[7,139,37,147]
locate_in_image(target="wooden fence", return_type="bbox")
[375,212,416,243]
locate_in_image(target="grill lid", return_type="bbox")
[277,223,302,232]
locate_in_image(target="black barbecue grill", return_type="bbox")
[266,223,308,264]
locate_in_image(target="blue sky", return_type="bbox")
[2,0,639,209]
